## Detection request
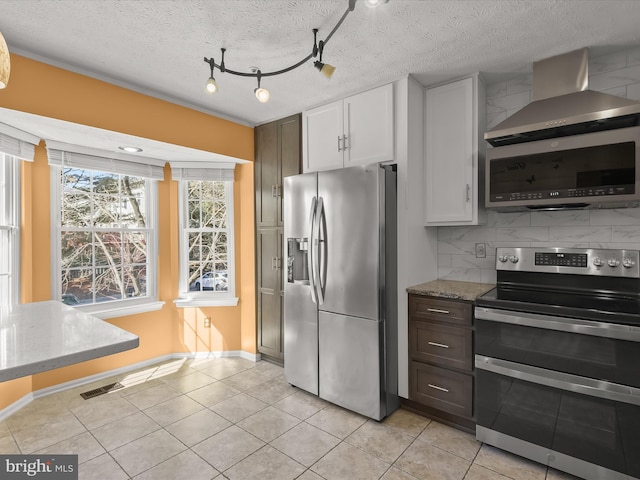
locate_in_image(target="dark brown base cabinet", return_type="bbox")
[255,114,301,364]
[407,293,475,433]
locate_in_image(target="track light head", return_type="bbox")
[254,87,270,103]
[205,77,218,94]
[314,61,336,79]
[253,70,270,103]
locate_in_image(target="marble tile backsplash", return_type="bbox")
[437,46,640,284]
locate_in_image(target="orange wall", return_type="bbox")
[1,54,256,407]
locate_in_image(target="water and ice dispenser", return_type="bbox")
[287,238,309,284]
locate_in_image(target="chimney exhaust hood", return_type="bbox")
[485,48,640,147]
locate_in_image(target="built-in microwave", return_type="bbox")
[485,125,640,210]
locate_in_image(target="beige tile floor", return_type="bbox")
[0,357,582,480]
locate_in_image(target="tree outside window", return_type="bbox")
[185,180,229,293]
[60,168,150,305]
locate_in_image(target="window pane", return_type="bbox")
[202,200,215,228]
[187,181,201,200]
[62,267,93,305]
[95,232,122,267]
[121,196,146,227]
[201,232,215,263]
[188,232,201,261]
[123,232,147,264]
[61,231,92,268]
[213,200,227,228]
[93,171,119,194]
[62,168,91,193]
[62,193,91,227]
[123,265,146,298]
[94,266,123,302]
[188,201,201,228]
[188,262,202,291]
[93,194,119,227]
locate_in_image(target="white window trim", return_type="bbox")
[50,166,161,316]
[1,154,20,306]
[174,179,238,308]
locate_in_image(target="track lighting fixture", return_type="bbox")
[254,70,270,103]
[0,31,10,89]
[202,0,388,102]
[313,40,336,80]
[204,57,218,94]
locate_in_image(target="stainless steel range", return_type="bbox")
[475,247,640,480]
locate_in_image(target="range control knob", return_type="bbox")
[608,258,620,268]
[592,257,604,267]
[498,255,509,263]
[509,255,519,264]
[623,258,636,268]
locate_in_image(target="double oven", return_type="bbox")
[475,247,640,480]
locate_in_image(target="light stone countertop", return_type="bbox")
[407,279,495,302]
[0,300,139,382]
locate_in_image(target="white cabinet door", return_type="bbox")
[344,83,394,168]
[424,77,477,225]
[303,100,343,172]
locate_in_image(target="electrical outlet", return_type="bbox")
[475,243,486,258]
[204,317,211,328]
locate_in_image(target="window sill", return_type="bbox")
[78,300,165,320]
[174,297,239,308]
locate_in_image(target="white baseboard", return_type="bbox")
[0,392,34,420]
[0,350,262,421]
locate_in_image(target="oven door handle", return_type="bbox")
[476,355,640,406]
[475,306,640,342]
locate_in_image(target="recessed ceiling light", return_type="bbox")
[363,0,389,7]
[119,146,143,153]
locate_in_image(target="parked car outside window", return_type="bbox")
[190,271,228,291]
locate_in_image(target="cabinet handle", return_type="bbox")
[272,185,278,198]
[428,341,450,349]
[337,136,343,152]
[343,134,349,150]
[427,308,450,314]
[428,383,449,393]
[272,257,281,270]
[466,184,471,202]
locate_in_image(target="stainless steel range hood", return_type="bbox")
[485,48,640,146]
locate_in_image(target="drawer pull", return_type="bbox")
[428,341,449,349]
[428,383,449,393]
[427,308,450,314]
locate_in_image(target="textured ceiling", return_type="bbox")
[1,0,640,127]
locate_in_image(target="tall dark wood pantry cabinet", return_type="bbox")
[255,114,301,364]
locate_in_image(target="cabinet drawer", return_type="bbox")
[409,295,472,326]
[410,321,472,372]
[409,361,472,418]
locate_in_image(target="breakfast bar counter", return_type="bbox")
[0,300,139,382]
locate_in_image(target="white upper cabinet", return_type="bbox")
[303,100,344,172]
[303,83,394,172]
[424,75,486,226]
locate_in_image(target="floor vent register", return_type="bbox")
[80,382,124,399]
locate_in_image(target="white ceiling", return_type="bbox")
[2,0,640,129]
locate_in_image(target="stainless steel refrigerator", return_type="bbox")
[283,163,398,421]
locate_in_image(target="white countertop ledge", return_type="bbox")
[0,300,140,382]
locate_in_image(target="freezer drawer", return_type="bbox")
[318,311,384,420]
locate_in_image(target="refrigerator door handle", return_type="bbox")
[316,197,327,305]
[308,196,318,304]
